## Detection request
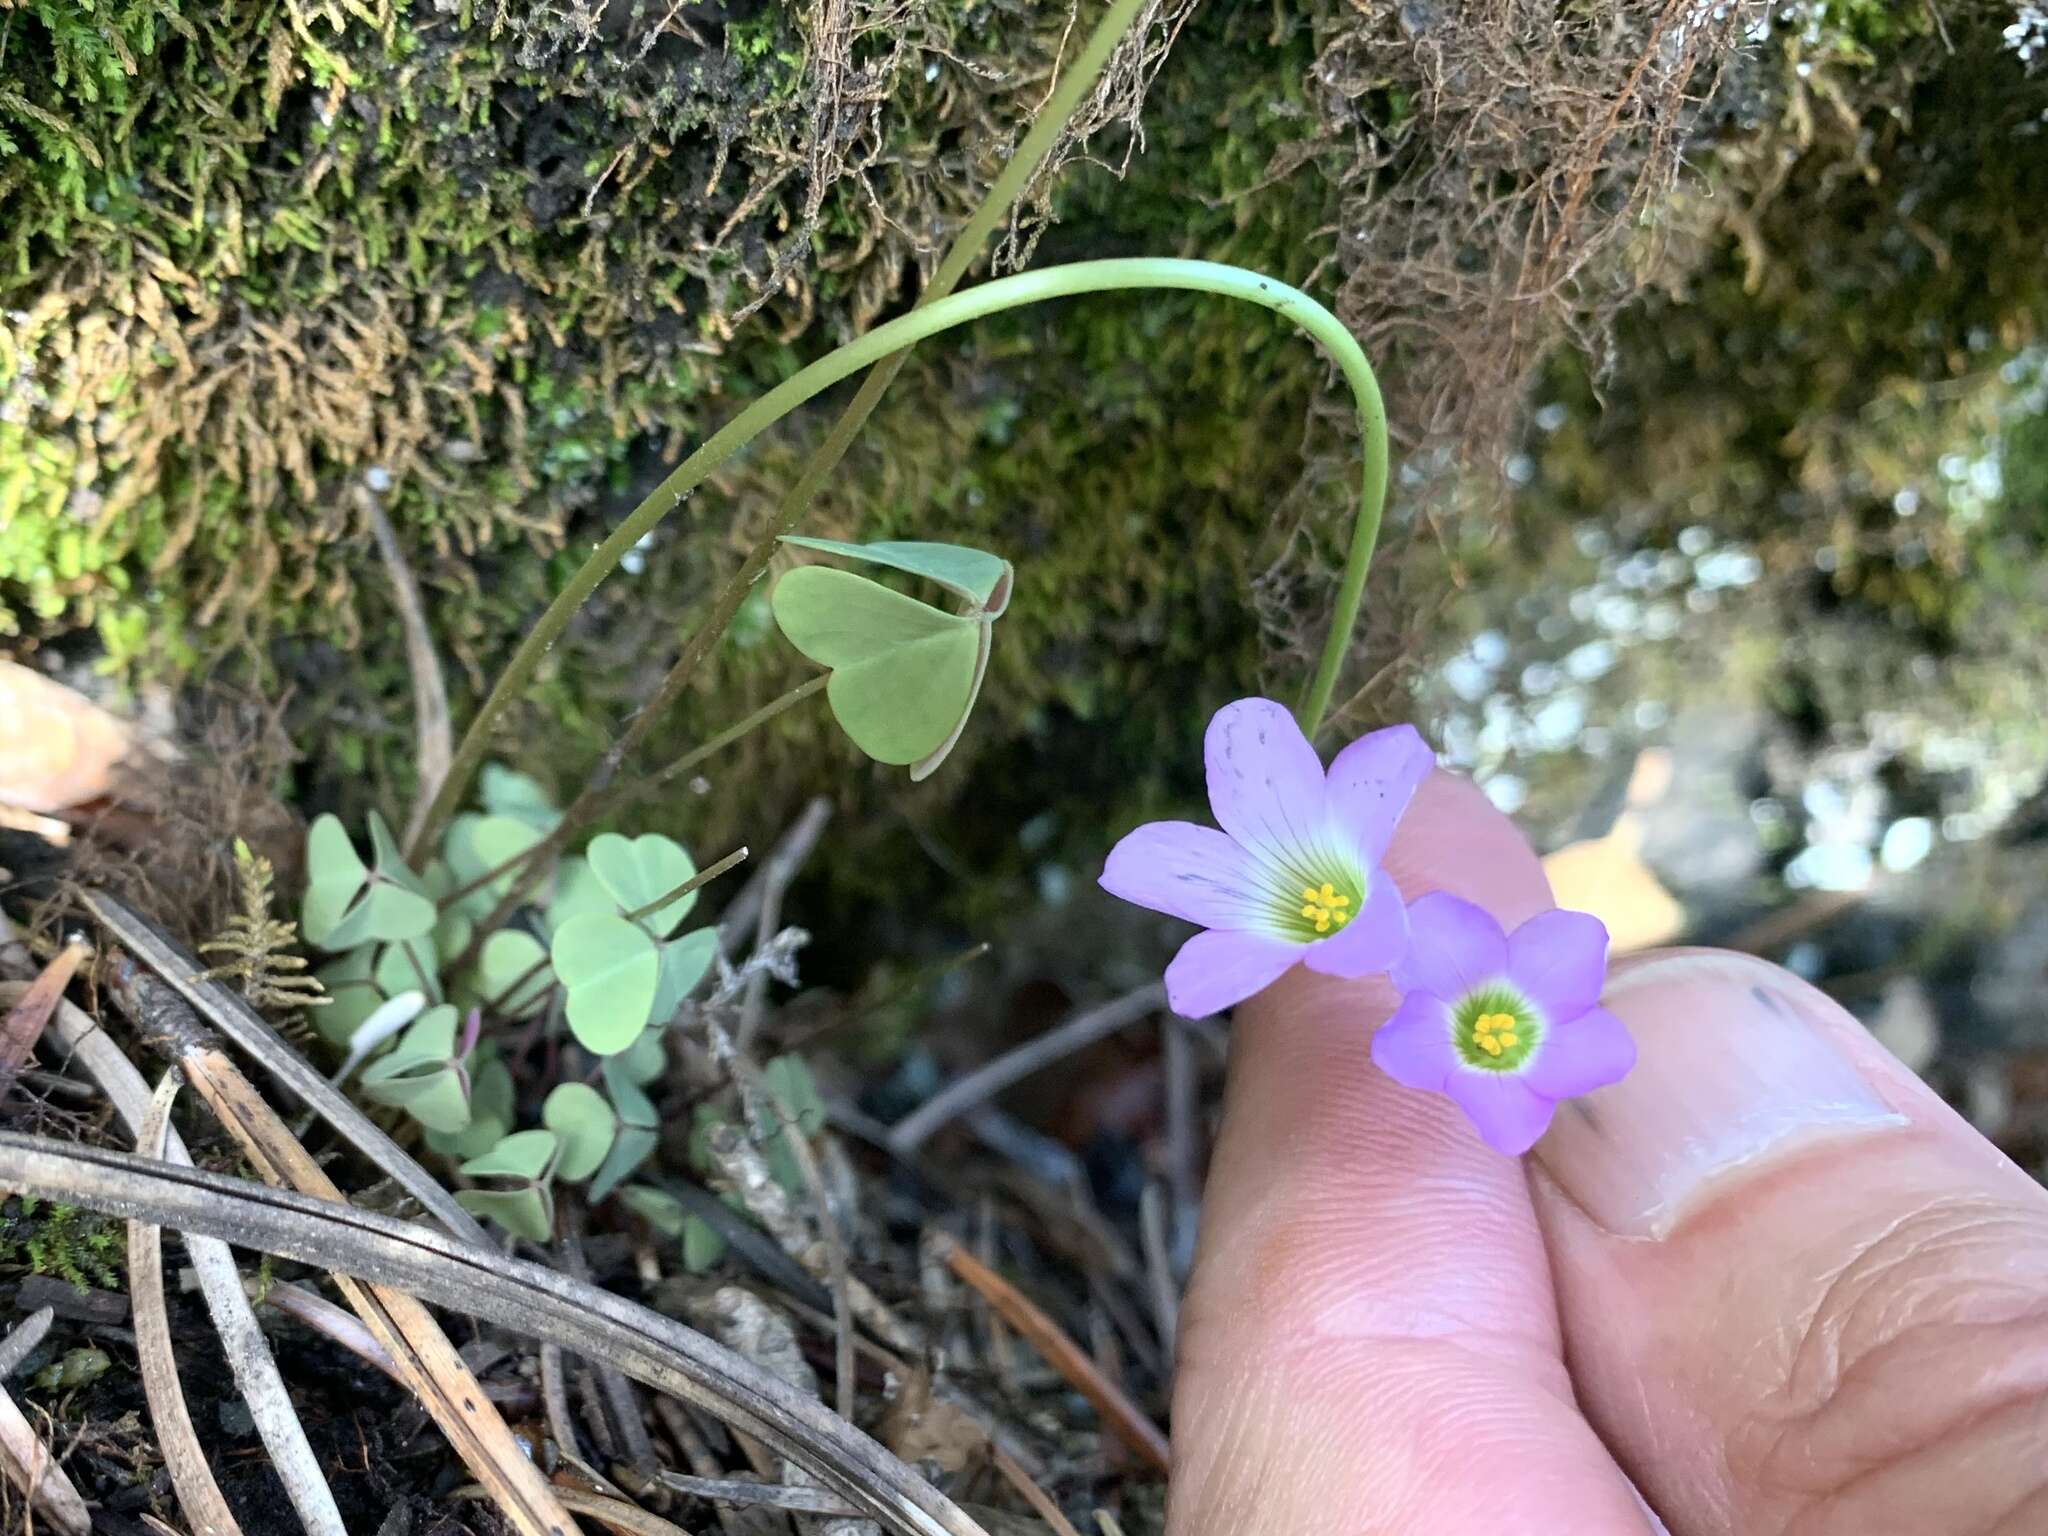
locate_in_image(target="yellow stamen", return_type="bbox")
[1296,880,1356,935]
[1471,1011,1519,1061]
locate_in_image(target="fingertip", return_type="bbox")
[1383,771,1553,924]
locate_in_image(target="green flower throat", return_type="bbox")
[1452,984,1541,1073]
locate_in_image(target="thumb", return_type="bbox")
[1532,948,2048,1535]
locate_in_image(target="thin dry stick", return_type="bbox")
[1161,1018,1199,1269]
[0,1311,52,1383]
[562,1215,660,1481]
[932,1236,1170,1476]
[259,1281,404,1386]
[0,1382,89,1536]
[367,491,453,852]
[989,1445,1084,1536]
[540,1343,583,1464]
[625,846,750,923]
[131,1069,248,1536]
[1136,1184,1178,1364]
[0,1135,990,1536]
[658,1473,864,1517]
[887,984,1167,1154]
[461,1483,697,1536]
[719,1036,857,1422]
[0,977,343,1536]
[735,798,830,1052]
[719,796,831,960]
[0,938,87,1098]
[104,960,579,1536]
[81,890,492,1248]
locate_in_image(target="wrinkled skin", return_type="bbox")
[1169,772,2048,1536]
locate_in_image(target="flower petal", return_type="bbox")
[1163,928,1301,1018]
[1302,868,1408,979]
[1203,698,1331,869]
[1506,908,1610,1022]
[1370,990,1458,1092]
[1522,1005,1636,1101]
[1100,820,1260,929]
[1445,1071,1559,1155]
[1390,892,1508,1000]
[1325,723,1434,865]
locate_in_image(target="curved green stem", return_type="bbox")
[429,258,1387,838]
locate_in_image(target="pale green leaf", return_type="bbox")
[550,913,659,1055]
[771,566,983,766]
[602,1061,658,1127]
[455,1186,554,1243]
[764,1054,826,1137]
[445,814,544,904]
[302,815,369,946]
[461,1127,558,1180]
[587,832,697,936]
[617,1185,684,1237]
[909,616,991,782]
[682,1214,727,1272]
[480,763,562,832]
[426,1058,514,1159]
[375,939,440,1003]
[779,536,1012,614]
[542,1082,617,1182]
[545,856,613,935]
[473,930,551,1019]
[386,1069,473,1135]
[650,928,717,1024]
[614,1029,669,1088]
[366,811,430,896]
[586,1124,657,1205]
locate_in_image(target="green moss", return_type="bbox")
[0,1199,125,1292]
[0,0,1155,654]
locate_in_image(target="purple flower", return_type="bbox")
[1100,698,1434,1018]
[1371,893,1636,1154]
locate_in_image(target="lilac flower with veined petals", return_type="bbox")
[1100,698,1434,1018]
[1372,893,1636,1154]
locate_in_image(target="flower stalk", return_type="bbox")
[417,259,1389,857]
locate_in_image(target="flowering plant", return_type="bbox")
[1374,894,1635,1153]
[1101,697,1636,1153]
[1099,699,1431,1018]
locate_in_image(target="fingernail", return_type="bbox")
[1536,951,1906,1237]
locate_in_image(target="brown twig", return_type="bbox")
[990,1445,1084,1536]
[366,490,453,853]
[0,938,86,1099]
[887,985,1167,1155]
[932,1235,1170,1476]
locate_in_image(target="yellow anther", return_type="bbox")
[1302,885,1321,901]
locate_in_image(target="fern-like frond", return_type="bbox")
[198,837,330,1017]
